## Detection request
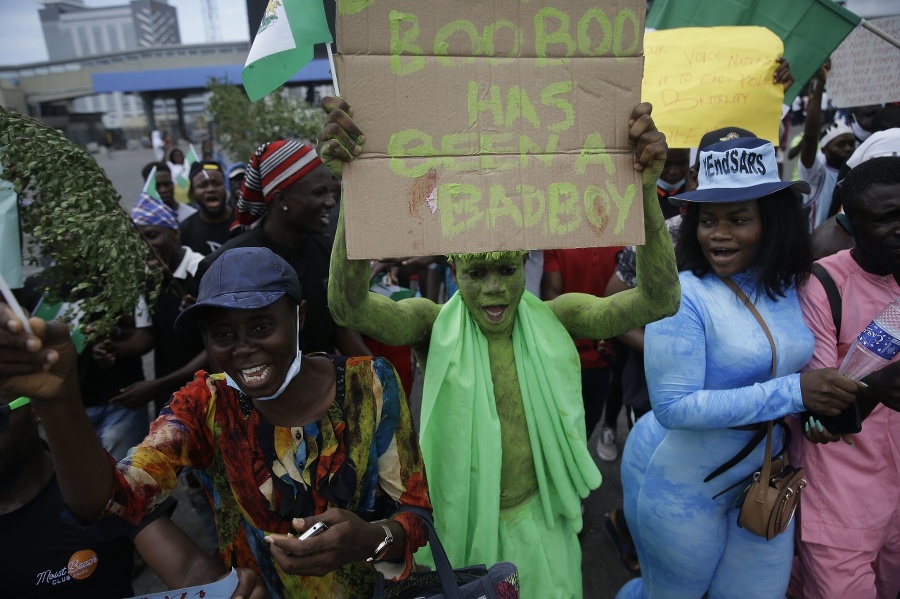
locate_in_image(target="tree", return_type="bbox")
[205,80,322,164]
[0,107,159,338]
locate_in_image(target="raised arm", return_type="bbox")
[800,60,829,170]
[547,103,680,339]
[0,309,113,521]
[318,97,440,347]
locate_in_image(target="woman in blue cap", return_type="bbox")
[616,137,861,598]
[0,246,431,599]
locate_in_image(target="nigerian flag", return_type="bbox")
[142,166,161,202]
[242,0,333,102]
[176,145,199,190]
[647,0,860,102]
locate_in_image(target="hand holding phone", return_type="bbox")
[297,521,328,541]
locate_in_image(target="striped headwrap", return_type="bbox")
[236,140,322,228]
[131,192,178,230]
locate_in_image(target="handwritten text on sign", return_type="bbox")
[642,27,783,149]
[336,0,646,259]
[829,16,900,108]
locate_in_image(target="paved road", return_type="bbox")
[86,148,636,598]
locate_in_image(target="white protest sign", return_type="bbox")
[828,16,900,108]
[126,568,238,599]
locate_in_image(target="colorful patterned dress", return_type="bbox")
[103,356,431,598]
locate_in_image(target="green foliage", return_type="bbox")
[0,107,160,338]
[206,79,322,163]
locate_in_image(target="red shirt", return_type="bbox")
[544,247,623,368]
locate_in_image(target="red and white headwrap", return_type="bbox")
[235,140,322,228]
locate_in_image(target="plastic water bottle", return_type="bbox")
[839,299,900,381]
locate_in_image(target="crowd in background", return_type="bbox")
[2,50,900,599]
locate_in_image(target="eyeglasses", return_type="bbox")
[0,396,30,435]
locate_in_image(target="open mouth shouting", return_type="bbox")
[482,305,507,323]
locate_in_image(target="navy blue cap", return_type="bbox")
[672,137,810,204]
[174,247,303,333]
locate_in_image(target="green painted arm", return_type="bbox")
[547,168,680,339]
[328,202,440,348]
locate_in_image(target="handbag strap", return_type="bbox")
[372,506,464,599]
[719,277,777,501]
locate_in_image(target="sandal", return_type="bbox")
[604,509,640,576]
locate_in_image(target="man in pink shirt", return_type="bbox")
[792,156,900,599]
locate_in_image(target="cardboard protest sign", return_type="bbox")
[642,27,784,149]
[336,0,646,258]
[828,16,900,109]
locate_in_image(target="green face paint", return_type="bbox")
[453,254,526,337]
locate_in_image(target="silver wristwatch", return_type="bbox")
[366,520,395,563]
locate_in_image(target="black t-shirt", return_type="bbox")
[2,473,172,598]
[179,213,233,256]
[150,273,205,411]
[197,226,338,354]
[23,276,144,407]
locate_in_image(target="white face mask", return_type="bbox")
[225,306,302,401]
[657,177,685,192]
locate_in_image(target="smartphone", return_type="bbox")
[802,401,862,436]
[297,522,328,541]
[818,400,862,435]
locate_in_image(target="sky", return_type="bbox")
[0,0,895,67]
[0,0,251,66]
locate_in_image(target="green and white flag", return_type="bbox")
[176,145,200,189]
[0,165,22,290]
[142,166,161,201]
[242,0,333,102]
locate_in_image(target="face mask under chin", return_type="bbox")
[225,306,302,401]
[657,177,685,193]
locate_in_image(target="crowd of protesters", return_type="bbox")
[2,45,900,599]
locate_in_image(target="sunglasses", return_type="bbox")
[0,396,30,435]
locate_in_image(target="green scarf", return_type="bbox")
[420,291,601,567]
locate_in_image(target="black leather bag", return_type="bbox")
[372,507,519,599]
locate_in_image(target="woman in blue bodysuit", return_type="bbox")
[616,138,860,599]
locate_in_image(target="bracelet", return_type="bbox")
[366,520,394,563]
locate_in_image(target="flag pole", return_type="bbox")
[0,270,33,335]
[860,19,900,51]
[326,42,341,97]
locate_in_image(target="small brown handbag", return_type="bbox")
[721,278,808,541]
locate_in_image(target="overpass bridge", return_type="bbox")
[0,41,331,141]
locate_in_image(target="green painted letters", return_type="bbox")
[389,11,426,75]
[577,8,612,56]
[534,7,574,65]
[388,129,438,178]
[439,183,483,237]
[488,184,524,228]
[574,133,616,176]
[608,182,636,234]
[467,81,504,127]
[540,81,575,133]
[548,182,582,234]
[434,20,482,67]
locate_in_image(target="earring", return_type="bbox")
[282,206,288,211]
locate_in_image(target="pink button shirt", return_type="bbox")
[793,249,900,551]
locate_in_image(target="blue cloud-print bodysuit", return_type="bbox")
[617,270,814,599]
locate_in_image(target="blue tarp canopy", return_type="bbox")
[92,58,330,93]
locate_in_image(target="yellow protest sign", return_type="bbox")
[642,26,784,149]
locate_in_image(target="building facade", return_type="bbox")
[38,0,180,132]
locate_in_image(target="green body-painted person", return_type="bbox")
[319,97,680,599]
